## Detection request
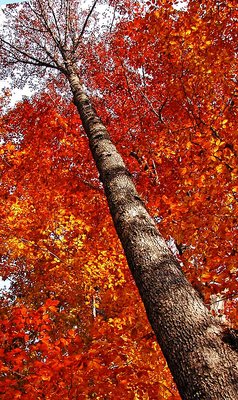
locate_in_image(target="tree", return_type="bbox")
[0,1,237,399]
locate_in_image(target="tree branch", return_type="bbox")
[80,0,99,38]
[1,37,66,73]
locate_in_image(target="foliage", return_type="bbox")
[0,0,237,398]
[0,94,179,399]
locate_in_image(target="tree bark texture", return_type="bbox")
[67,64,238,400]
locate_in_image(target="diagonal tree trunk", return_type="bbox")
[67,62,238,400]
[1,1,237,397]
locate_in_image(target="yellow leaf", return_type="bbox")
[216,164,223,173]
[154,10,160,18]
[186,141,192,149]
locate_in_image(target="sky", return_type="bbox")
[0,0,25,5]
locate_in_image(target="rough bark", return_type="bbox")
[66,63,238,400]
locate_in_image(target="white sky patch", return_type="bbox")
[0,0,25,4]
[173,0,189,11]
[0,78,33,107]
[9,86,33,106]
[0,3,5,24]
[0,276,11,291]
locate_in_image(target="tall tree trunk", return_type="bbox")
[67,63,238,400]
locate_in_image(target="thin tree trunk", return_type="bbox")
[67,63,238,400]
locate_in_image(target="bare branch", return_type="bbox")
[110,5,117,33]
[64,0,70,48]
[80,0,99,37]
[139,90,167,123]
[46,0,64,46]
[28,1,62,51]
[1,37,65,72]
[31,37,65,71]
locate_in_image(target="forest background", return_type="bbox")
[0,0,237,399]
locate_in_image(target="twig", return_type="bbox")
[21,238,62,262]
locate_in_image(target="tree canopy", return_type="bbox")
[0,0,237,399]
